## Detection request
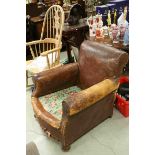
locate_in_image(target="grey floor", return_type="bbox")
[26,51,129,155]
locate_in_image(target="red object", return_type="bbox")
[96,29,101,37]
[115,76,129,117]
[90,20,93,25]
[119,76,129,83]
[115,94,129,117]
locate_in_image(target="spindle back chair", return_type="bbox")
[26,5,64,87]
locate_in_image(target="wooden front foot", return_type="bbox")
[109,115,112,118]
[34,114,37,118]
[109,113,113,118]
[62,145,71,151]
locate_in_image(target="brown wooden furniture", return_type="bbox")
[26,2,48,18]
[62,19,89,62]
[31,40,128,151]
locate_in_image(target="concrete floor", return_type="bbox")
[26,51,129,155]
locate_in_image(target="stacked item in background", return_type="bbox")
[87,9,129,47]
[87,1,129,117]
[96,0,129,25]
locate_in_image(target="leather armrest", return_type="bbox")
[32,63,79,97]
[63,79,119,116]
[32,97,61,129]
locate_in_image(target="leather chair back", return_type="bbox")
[78,40,128,89]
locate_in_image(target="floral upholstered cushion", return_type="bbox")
[39,86,81,120]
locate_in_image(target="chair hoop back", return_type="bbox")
[41,5,65,48]
[26,5,65,81]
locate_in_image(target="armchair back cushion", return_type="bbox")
[78,40,128,89]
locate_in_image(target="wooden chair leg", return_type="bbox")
[34,114,37,118]
[62,144,71,152]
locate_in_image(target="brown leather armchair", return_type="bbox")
[31,40,128,151]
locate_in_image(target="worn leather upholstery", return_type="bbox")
[64,79,119,116]
[32,63,79,97]
[79,40,128,88]
[61,92,116,146]
[31,40,128,151]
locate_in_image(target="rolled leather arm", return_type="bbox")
[32,63,79,97]
[63,79,119,116]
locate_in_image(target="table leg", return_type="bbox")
[66,42,74,63]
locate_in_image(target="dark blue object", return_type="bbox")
[106,3,116,14]
[96,0,129,25]
[108,0,129,22]
[106,3,116,24]
[96,5,108,25]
